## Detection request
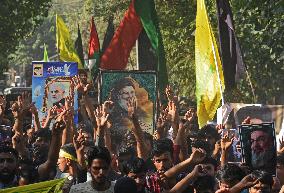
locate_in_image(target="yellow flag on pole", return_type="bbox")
[56,14,83,69]
[195,0,225,128]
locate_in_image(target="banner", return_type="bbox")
[32,62,78,128]
[217,103,284,134]
[99,70,157,150]
[0,178,65,193]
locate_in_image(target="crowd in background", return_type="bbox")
[1,71,284,193]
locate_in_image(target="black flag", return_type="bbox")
[102,16,115,54]
[75,24,84,66]
[137,29,157,70]
[216,0,245,89]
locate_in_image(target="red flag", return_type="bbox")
[88,17,100,74]
[88,17,100,59]
[100,0,168,94]
[100,0,142,69]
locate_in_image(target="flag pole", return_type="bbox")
[56,14,60,61]
[245,68,257,103]
[210,31,225,106]
[136,39,139,70]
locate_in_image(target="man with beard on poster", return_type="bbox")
[250,129,276,173]
[108,77,148,150]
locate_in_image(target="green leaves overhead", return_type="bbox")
[0,0,52,72]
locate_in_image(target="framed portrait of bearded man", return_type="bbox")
[238,122,277,175]
[99,70,157,150]
[32,62,78,128]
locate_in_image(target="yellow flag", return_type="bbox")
[0,178,65,193]
[56,14,83,69]
[195,0,225,128]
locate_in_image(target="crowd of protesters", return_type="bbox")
[1,71,284,193]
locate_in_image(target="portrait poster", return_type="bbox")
[217,103,284,134]
[238,122,277,175]
[99,70,157,146]
[32,62,78,128]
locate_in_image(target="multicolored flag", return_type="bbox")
[100,0,168,93]
[195,0,225,128]
[88,17,100,76]
[56,14,83,69]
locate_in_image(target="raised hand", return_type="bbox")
[191,164,207,178]
[221,134,234,151]
[72,75,91,95]
[12,131,22,150]
[29,102,38,115]
[0,95,7,108]
[47,105,58,120]
[184,107,196,120]
[242,116,251,125]
[11,102,22,119]
[236,174,259,189]
[166,85,174,102]
[73,129,86,153]
[52,118,66,135]
[190,148,206,163]
[94,105,109,127]
[215,188,231,193]
[102,100,114,114]
[19,92,31,111]
[216,124,225,134]
[279,136,284,152]
[127,98,137,117]
[167,101,177,123]
[65,96,74,110]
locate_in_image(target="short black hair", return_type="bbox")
[152,138,173,158]
[199,124,220,140]
[193,175,216,192]
[60,143,77,160]
[216,163,246,185]
[33,129,51,142]
[118,145,136,158]
[200,157,218,170]
[122,157,146,175]
[114,177,137,193]
[191,139,211,155]
[250,170,273,188]
[0,145,18,159]
[87,146,111,167]
[277,153,284,165]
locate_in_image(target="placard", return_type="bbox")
[99,70,157,148]
[32,62,78,128]
[238,122,277,175]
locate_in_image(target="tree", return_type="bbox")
[0,0,52,73]
[6,0,283,104]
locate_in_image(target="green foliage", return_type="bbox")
[0,0,52,72]
[229,0,284,104]
[4,0,283,104]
